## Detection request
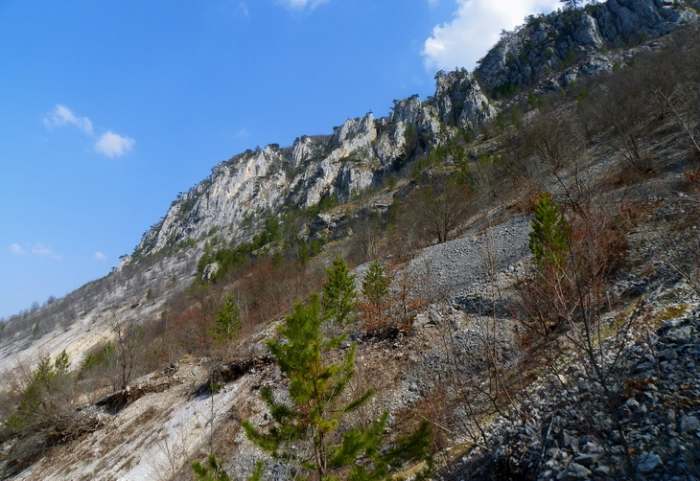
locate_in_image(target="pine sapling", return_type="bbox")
[529,192,571,271]
[322,258,357,326]
[243,294,432,481]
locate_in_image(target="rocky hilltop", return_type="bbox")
[1,0,696,383]
[130,70,495,261]
[129,0,698,263]
[1,2,699,480]
[475,0,699,93]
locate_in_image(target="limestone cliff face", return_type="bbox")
[129,0,697,264]
[2,0,698,380]
[475,0,698,94]
[130,73,495,261]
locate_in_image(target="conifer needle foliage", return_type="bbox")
[214,294,242,343]
[192,455,263,481]
[242,262,431,481]
[362,261,390,310]
[529,192,571,270]
[321,258,358,326]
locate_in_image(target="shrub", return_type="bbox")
[322,258,358,326]
[362,261,390,308]
[361,261,391,334]
[4,351,73,435]
[192,455,262,481]
[213,295,241,343]
[79,341,116,375]
[242,294,432,481]
[518,200,627,337]
[528,193,571,270]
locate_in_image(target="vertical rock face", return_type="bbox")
[475,0,697,94]
[124,0,697,264]
[3,0,698,367]
[129,73,498,261]
[434,69,497,131]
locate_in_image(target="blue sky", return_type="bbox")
[0,0,560,318]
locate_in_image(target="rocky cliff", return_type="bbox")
[2,1,700,480]
[130,69,494,261]
[129,0,698,264]
[1,0,697,371]
[475,0,698,94]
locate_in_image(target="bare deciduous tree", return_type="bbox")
[112,319,141,392]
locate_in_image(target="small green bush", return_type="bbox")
[4,351,73,434]
[213,295,241,343]
[529,193,571,270]
[322,258,358,325]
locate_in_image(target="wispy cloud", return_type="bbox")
[8,243,25,256]
[9,243,62,260]
[43,104,135,158]
[43,104,94,135]
[279,0,328,11]
[422,0,560,71]
[31,243,62,261]
[94,251,107,262]
[238,1,250,17]
[95,131,135,158]
[234,128,251,139]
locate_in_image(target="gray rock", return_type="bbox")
[573,453,599,467]
[557,462,592,480]
[201,261,220,281]
[680,415,700,433]
[475,0,697,95]
[666,325,694,343]
[637,452,662,473]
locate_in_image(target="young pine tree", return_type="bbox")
[560,0,583,9]
[192,456,263,481]
[214,295,241,343]
[322,258,357,325]
[5,351,72,434]
[529,193,571,270]
[243,294,431,481]
[361,261,391,330]
[362,261,390,308]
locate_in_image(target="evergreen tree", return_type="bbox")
[5,351,72,433]
[322,258,357,325]
[214,295,241,343]
[192,455,263,481]
[560,0,583,9]
[53,349,71,374]
[362,261,390,310]
[529,193,571,270]
[243,294,432,481]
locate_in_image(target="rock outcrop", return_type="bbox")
[2,0,697,376]
[131,0,698,263]
[130,77,496,260]
[475,0,698,94]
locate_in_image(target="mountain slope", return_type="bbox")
[1,2,700,480]
[1,0,697,390]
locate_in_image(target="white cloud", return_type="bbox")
[234,128,250,139]
[95,131,135,158]
[43,104,94,135]
[94,251,107,261]
[31,244,52,256]
[31,243,62,260]
[44,104,136,158]
[422,0,560,71]
[279,0,328,10]
[8,242,62,259]
[8,243,25,255]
